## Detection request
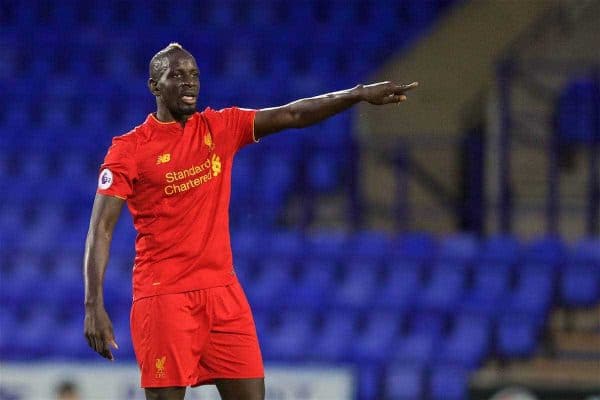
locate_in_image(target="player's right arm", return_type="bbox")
[83,194,124,361]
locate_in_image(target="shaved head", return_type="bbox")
[149,42,193,81]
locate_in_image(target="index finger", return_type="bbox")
[395,82,419,93]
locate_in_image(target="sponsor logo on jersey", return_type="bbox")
[156,153,171,165]
[98,169,113,190]
[163,153,222,196]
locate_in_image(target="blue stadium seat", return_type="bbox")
[358,364,384,400]
[111,312,136,361]
[15,310,57,359]
[103,259,134,315]
[310,310,358,362]
[0,311,16,359]
[60,318,96,360]
[523,235,566,265]
[569,237,600,266]
[306,230,349,261]
[411,312,447,338]
[479,234,520,265]
[231,256,255,288]
[417,264,465,313]
[437,233,479,264]
[461,263,511,316]
[561,263,600,307]
[332,261,379,309]
[348,230,391,261]
[374,260,421,310]
[285,259,336,309]
[45,251,84,308]
[353,311,403,362]
[392,232,436,263]
[505,266,554,322]
[429,364,468,400]
[496,314,538,358]
[263,311,316,361]
[266,230,305,259]
[305,152,340,193]
[4,253,46,306]
[392,329,440,366]
[230,228,261,260]
[438,314,490,368]
[385,364,425,400]
[244,259,294,310]
[557,77,600,144]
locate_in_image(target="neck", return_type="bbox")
[155,108,191,127]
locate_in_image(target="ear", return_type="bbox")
[148,78,160,97]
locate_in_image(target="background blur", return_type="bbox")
[0,0,599,399]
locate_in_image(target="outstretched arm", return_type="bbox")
[83,194,124,361]
[254,81,418,139]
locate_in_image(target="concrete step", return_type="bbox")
[551,331,600,358]
[472,357,600,390]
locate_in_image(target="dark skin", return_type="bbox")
[84,48,418,400]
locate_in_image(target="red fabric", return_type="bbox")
[97,108,257,300]
[130,280,264,388]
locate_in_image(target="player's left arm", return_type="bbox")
[254,81,418,139]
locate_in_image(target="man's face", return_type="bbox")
[154,51,200,117]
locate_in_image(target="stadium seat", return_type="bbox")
[505,266,554,322]
[437,233,479,264]
[305,229,349,261]
[461,263,511,316]
[358,364,384,400]
[522,235,566,265]
[266,230,305,260]
[0,311,16,359]
[391,329,440,366]
[348,230,391,261]
[263,311,316,361]
[560,263,600,307]
[416,264,465,313]
[496,314,538,359]
[374,260,421,311]
[410,312,448,338]
[230,228,262,260]
[285,259,336,309]
[332,261,379,309]
[244,259,294,310]
[438,314,490,368]
[352,311,403,362]
[569,237,600,266]
[429,364,469,400]
[557,77,600,144]
[305,151,340,193]
[14,310,57,359]
[311,310,359,362]
[384,364,425,400]
[392,232,437,263]
[479,234,520,265]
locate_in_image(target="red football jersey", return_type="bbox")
[97,107,257,300]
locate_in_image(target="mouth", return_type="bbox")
[180,94,197,105]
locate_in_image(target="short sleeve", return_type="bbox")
[96,135,138,200]
[207,107,257,153]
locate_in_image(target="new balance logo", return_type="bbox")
[156,153,171,165]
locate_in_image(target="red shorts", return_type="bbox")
[130,280,264,388]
